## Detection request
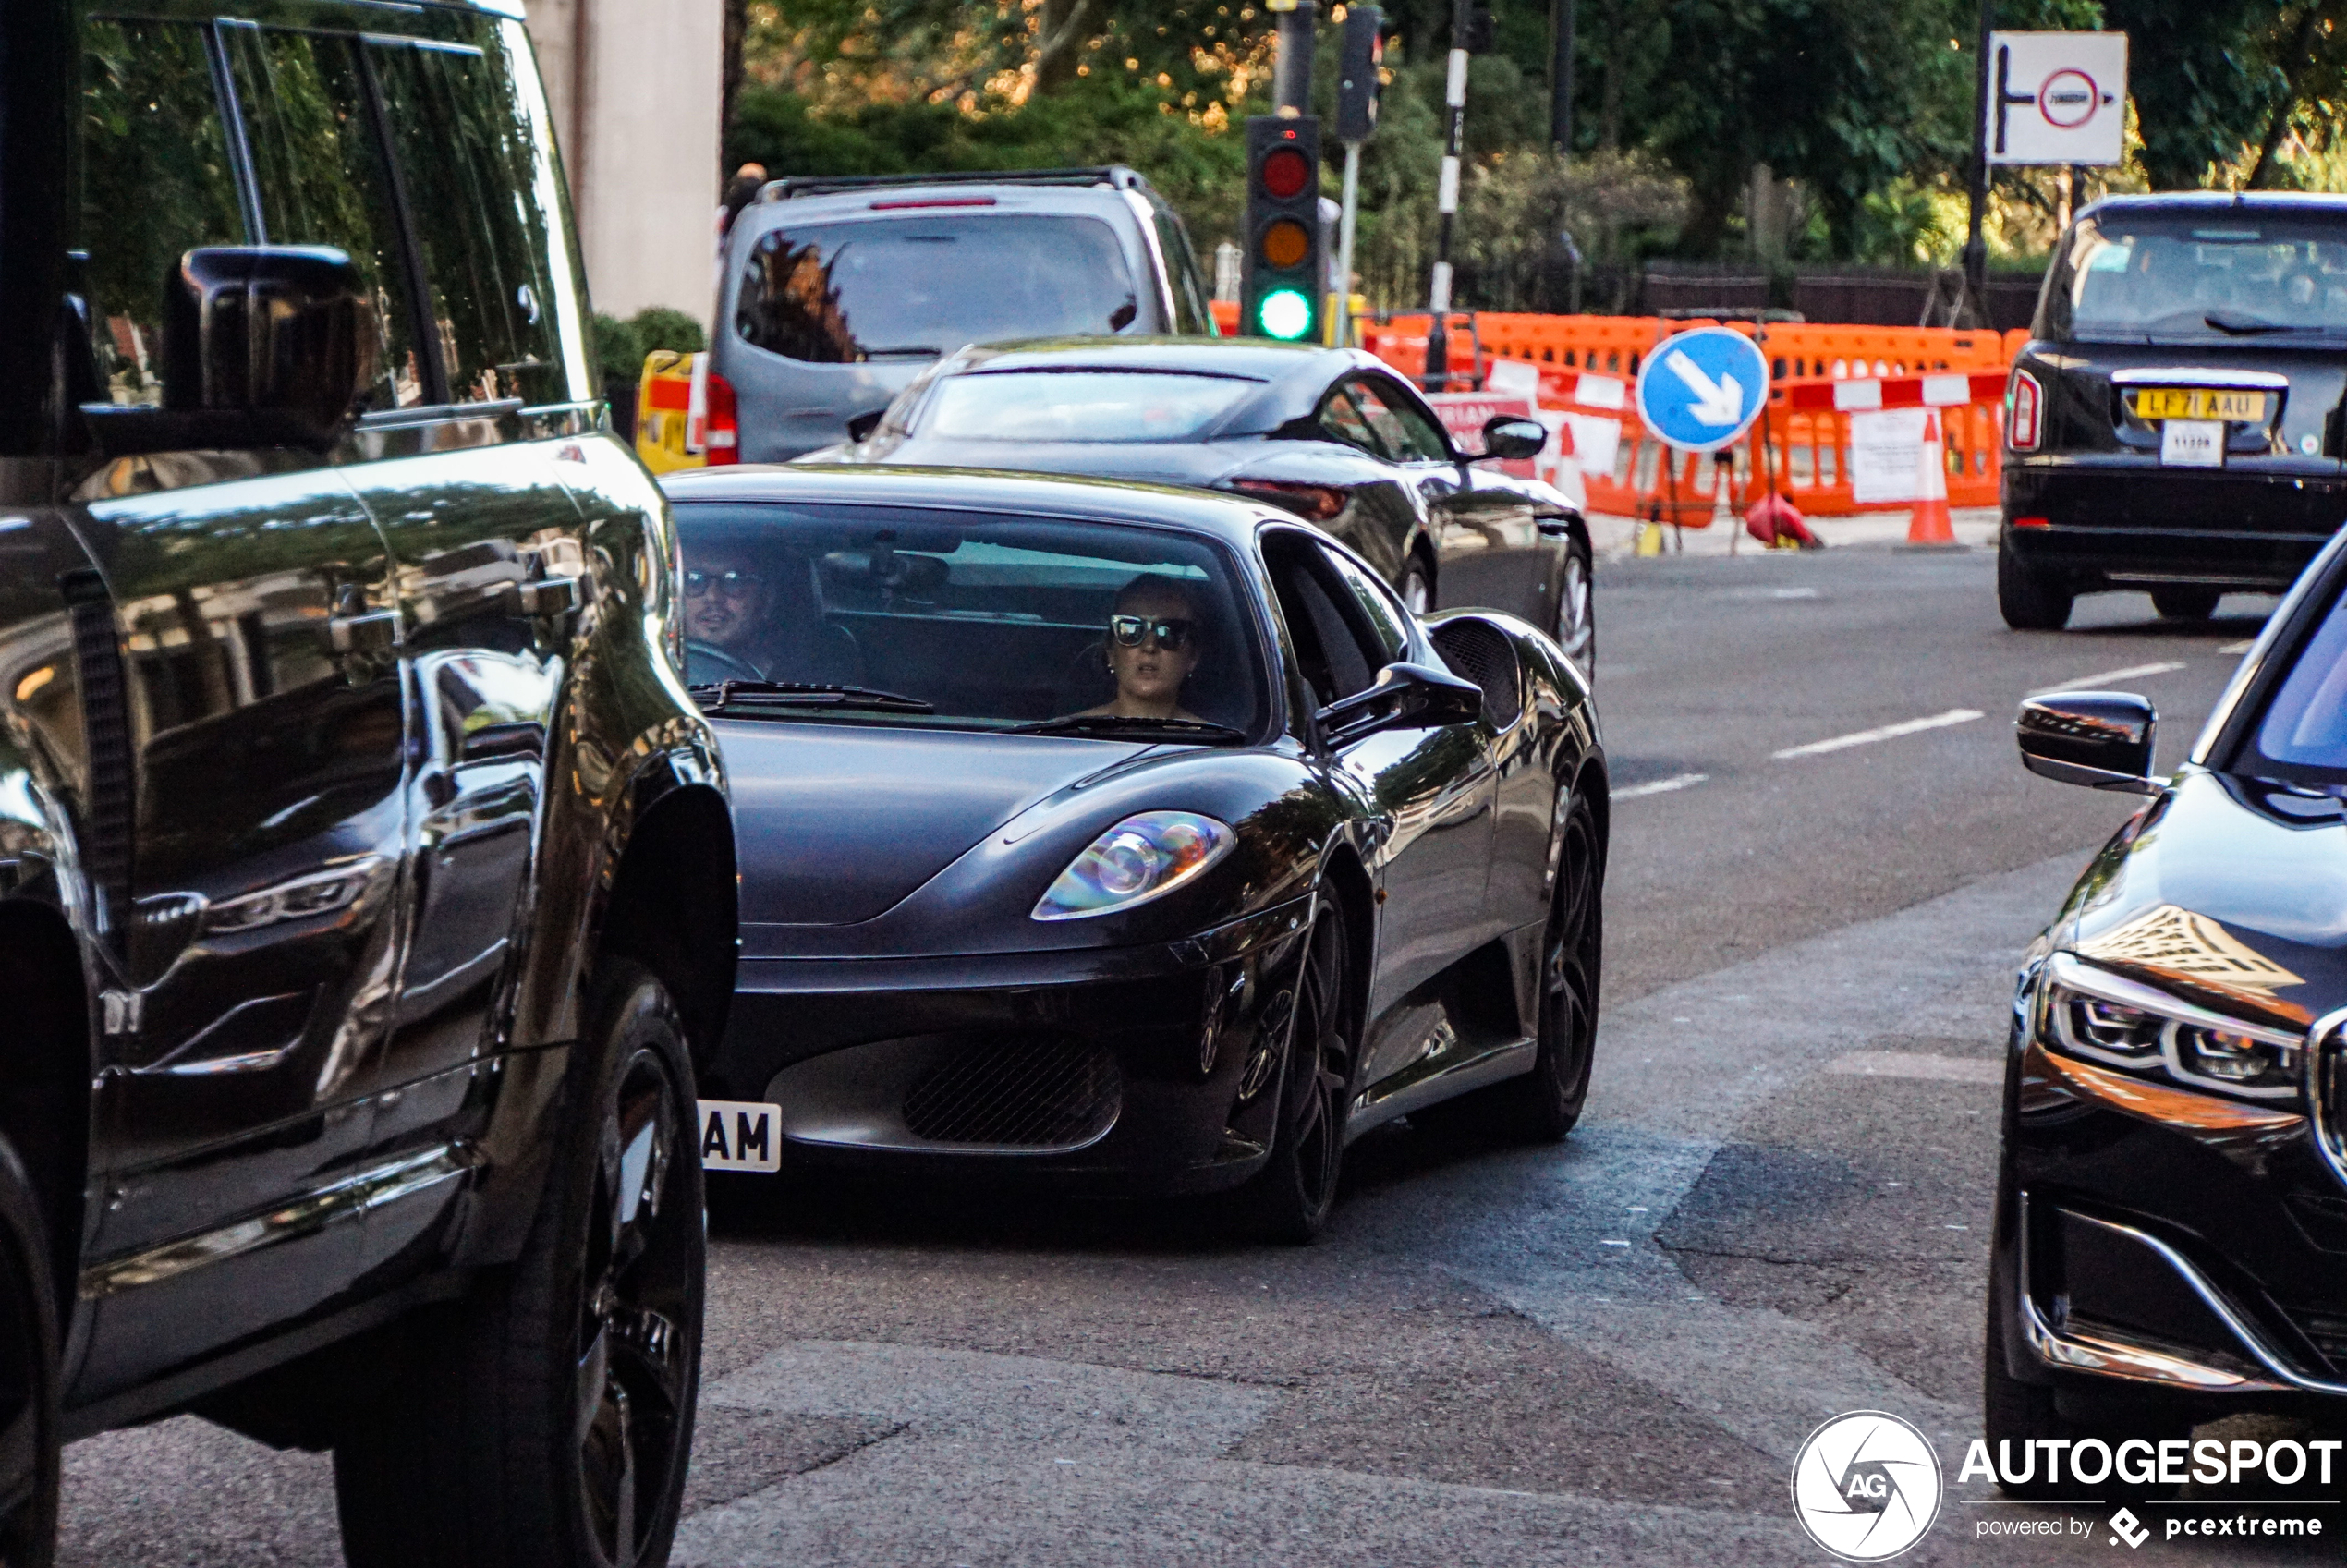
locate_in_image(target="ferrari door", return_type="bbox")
[1262,531,1494,1034]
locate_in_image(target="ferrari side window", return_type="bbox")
[1317,384,1379,454]
[1350,377,1452,464]
[1317,548,1410,665]
[1265,536,1377,704]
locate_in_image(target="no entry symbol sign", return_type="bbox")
[1986,31,2127,166]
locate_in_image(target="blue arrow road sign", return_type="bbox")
[1634,326,1769,453]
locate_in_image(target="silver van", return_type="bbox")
[712,167,1219,461]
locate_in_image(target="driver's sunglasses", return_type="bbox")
[685,568,764,599]
[1108,614,1194,650]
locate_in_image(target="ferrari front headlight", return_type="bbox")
[1032,811,1234,921]
[2038,952,2303,1100]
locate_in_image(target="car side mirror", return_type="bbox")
[845,406,888,444]
[1316,660,1484,745]
[80,247,379,457]
[1472,415,1546,463]
[2017,692,2161,795]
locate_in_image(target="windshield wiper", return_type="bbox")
[1011,714,1248,744]
[2205,310,2321,335]
[860,346,940,359]
[691,680,934,715]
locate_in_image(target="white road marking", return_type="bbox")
[1613,772,1708,799]
[2219,639,2255,654]
[2030,660,2184,693]
[1771,709,1983,760]
[1826,1051,2004,1084]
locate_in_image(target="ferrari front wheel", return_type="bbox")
[1230,900,1353,1245]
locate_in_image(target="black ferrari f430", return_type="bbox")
[667,466,1608,1239]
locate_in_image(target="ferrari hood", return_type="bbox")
[718,720,1152,926]
[2063,769,2347,1028]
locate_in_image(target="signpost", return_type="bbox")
[1633,327,1769,454]
[1985,31,2127,166]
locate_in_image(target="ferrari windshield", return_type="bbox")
[2043,213,2347,342]
[917,371,1260,443]
[672,502,1267,736]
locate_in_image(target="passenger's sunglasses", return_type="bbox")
[1108,614,1194,650]
[685,568,765,598]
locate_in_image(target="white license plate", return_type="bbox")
[699,1100,781,1173]
[2160,419,2225,468]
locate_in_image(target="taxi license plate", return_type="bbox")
[699,1099,782,1173]
[2130,387,2269,423]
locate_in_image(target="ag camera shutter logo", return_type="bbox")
[1791,1411,1944,1561]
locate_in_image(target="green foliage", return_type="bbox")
[630,307,707,355]
[590,312,642,388]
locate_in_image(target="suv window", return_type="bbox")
[221,25,423,410]
[1147,197,1213,336]
[367,34,565,406]
[79,18,246,407]
[737,213,1140,364]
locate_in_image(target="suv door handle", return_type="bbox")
[327,608,400,655]
[512,575,580,617]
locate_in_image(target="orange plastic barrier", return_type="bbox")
[1360,311,2017,522]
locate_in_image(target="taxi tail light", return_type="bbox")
[1230,479,1347,521]
[2013,515,2050,529]
[2008,368,2042,452]
[702,371,739,465]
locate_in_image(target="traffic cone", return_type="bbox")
[1905,408,1959,547]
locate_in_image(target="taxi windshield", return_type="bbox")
[916,371,1260,443]
[2043,214,2347,342]
[671,502,1267,737]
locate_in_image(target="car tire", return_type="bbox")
[1420,790,1601,1144]
[1553,535,1596,682]
[334,960,704,1568]
[1228,899,1353,1246]
[0,1135,59,1568]
[1398,557,1435,618]
[1998,540,2073,631]
[2150,586,2221,621]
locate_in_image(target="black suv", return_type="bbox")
[2000,193,2347,631]
[0,5,735,1563]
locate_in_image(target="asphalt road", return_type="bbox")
[59,544,2327,1566]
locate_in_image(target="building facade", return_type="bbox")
[524,0,723,321]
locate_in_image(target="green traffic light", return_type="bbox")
[1256,287,1312,342]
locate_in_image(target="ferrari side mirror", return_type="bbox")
[1317,660,1484,744]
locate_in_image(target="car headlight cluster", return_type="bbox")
[1032,811,1234,922]
[2037,951,2302,1101]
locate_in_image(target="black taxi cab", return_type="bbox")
[1999,193,2347,631]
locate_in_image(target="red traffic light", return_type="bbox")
[1260,147,1311,200]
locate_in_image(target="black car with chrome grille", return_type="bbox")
[1998,193,2347,632]
[1988,525,2347,1477]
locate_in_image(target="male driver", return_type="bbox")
[683,549,772,676]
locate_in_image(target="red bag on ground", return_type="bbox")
[1745,491,1821,549]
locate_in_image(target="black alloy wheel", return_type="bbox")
[1525,793,1602,1139]
[2150,585,2221,622]
[1997,539,2073,631]
[1553,536,1596,681]
[1233,901,1353,1245]
[335,961,704,1568]
[0,1137,58,1568]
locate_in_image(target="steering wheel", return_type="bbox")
[685,639,763,683]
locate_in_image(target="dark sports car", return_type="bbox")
[1989,524,2347,1477]
[802,338,1597,679]
[664,465,1608,1240]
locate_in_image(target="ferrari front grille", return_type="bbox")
[900,1033,1122,1148]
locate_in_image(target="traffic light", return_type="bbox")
[1242,115,1323,343]
[1335,6,1384,144]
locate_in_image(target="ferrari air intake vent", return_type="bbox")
[1429,618,1521,727]
[901,1033,1121,1148]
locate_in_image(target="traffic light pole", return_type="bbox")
[1334,143,1362,346]
[1423,0,1472,389]
[1271,0,1316,114]
[1961,0,1993,322]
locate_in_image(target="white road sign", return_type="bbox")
[1987,31,2127,165]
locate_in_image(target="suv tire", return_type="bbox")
[0,1135,58,1568]
[334,961,704,1568]
[2151,586,2221,621]
[1998,541,2073,631]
